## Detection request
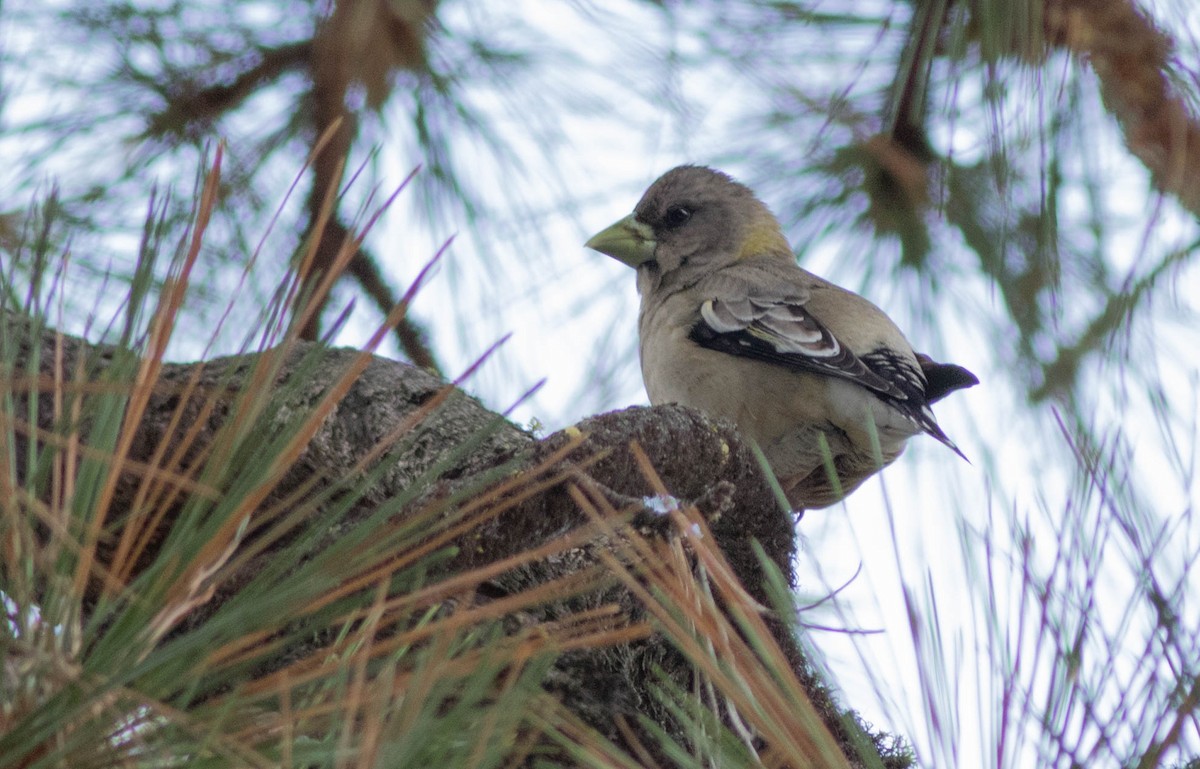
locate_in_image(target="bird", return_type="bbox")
[585,165,978,510]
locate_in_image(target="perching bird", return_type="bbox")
[585,165,978,510]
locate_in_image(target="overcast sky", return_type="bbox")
[6,0,1200,764]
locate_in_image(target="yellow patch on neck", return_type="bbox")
[736,212,791,260]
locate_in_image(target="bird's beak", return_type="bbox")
[585,215,657,267]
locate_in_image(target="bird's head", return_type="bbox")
[585,166,792,281]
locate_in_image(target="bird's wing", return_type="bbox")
[687,281,970,458]
[689,292,908,400]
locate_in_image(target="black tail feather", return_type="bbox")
[917,354,979,404]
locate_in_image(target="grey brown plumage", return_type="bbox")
[586,165,978,509]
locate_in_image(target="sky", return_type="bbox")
[325,2,1200,764]
[348,4,1200,766]
[5,0,1200,765]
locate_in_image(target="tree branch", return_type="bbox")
[144,41,313,139]
[1047,0,1200,217]
[7,312,910,766]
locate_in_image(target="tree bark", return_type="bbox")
[8,311,898,768]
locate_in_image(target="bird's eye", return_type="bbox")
[661,205,693,229]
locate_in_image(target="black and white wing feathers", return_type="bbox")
[688,294,968,458]
[691,295,904,398]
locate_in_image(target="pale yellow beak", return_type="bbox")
[585,214,657,267]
